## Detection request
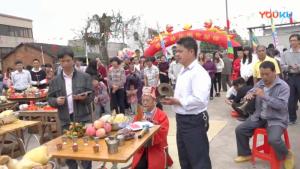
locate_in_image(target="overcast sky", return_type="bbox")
[0,0,298,45]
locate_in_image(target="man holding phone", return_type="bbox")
[161,37,212,169]
[48,47,94,169]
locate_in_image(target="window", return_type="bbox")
[0,47,14,59]
[0,24,33,38]
[0,25,10,36]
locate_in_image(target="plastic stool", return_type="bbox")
[252,128,290,169]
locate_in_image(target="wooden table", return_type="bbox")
[0,120,42,156]
[45,125,160,168]
[7,95,47,102]
[0,101,18,112]
[18,109,61,143]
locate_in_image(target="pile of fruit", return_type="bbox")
[0,110,18,125]
[64,122,86,138]
[0,96,7,104]
[85,113,130,138]
[19,103,56,111]
[85,119,112,138]
[7,87,48,99]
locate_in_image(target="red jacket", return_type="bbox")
[132,108,172,169]
[231,58,241,80]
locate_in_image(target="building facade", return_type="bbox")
[0,13,34,69]
[254,23,300,51]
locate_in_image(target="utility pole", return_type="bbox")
[225,0,229,33]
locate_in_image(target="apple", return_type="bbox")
[103,123,112,133]
[85,126,96,137]
[96,128,106,138]
[93,120,104,129]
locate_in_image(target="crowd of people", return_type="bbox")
[0,33,299,169]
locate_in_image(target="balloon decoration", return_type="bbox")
[144,21,241,57]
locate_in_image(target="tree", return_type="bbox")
[131,20,148,53]
[81,12,139,65]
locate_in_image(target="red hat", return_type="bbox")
[142,87,156,99]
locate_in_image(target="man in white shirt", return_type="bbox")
[162,37,212,169]
[11,60,31,92]
[168,55,183,88]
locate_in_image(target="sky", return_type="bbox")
[0,0,299,45]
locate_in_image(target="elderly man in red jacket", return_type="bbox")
[132,86,173,169]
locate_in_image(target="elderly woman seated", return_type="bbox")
[131,87,173,169]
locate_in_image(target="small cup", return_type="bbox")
[62,135,67,145]
[56,143,63,151]
[83,136,89,146]
[72,144,78,152]
[72,136,78,144]
[93,145,99,153]
[94,137,99,145]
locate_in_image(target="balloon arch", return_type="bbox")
[144,22,241,57]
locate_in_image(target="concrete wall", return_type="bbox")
[256,24,300,51]
[2,45,54,73]
[0,35,34,47]
[0,14,32,28]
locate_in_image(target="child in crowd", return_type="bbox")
[126,79,138,115]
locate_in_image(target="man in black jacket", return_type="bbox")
[48,47,94,169]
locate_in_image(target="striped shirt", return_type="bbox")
[108,67,126,88]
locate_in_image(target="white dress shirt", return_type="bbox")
[168,61,183,84]
[11,69,32,90]
[174,59,211,115]
[63,71,74,114]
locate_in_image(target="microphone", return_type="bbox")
[138,125,150,139]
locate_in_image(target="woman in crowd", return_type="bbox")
[198,52,205,65]
[202,53,217,100]
[213,51,224,97]
[85,59,98,77]
[240,46,255,86]
[231,47,243,81]
[108,57,126,114]
[92,75,110,119]
[158,56,170,84]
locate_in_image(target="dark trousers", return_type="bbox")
[63,114,92,169]
[213,72,222,93]
[235,118,288,160]
[210,79,214,98]
[111,88,125,114]
[287,75,300,122]
[221,74,231,92]
[246,76,254,86]
[176,113,211,169]
[135,149,148,169]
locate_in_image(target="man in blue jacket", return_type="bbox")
[234,61,294,169]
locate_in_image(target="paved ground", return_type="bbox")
[23,91,300,169]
